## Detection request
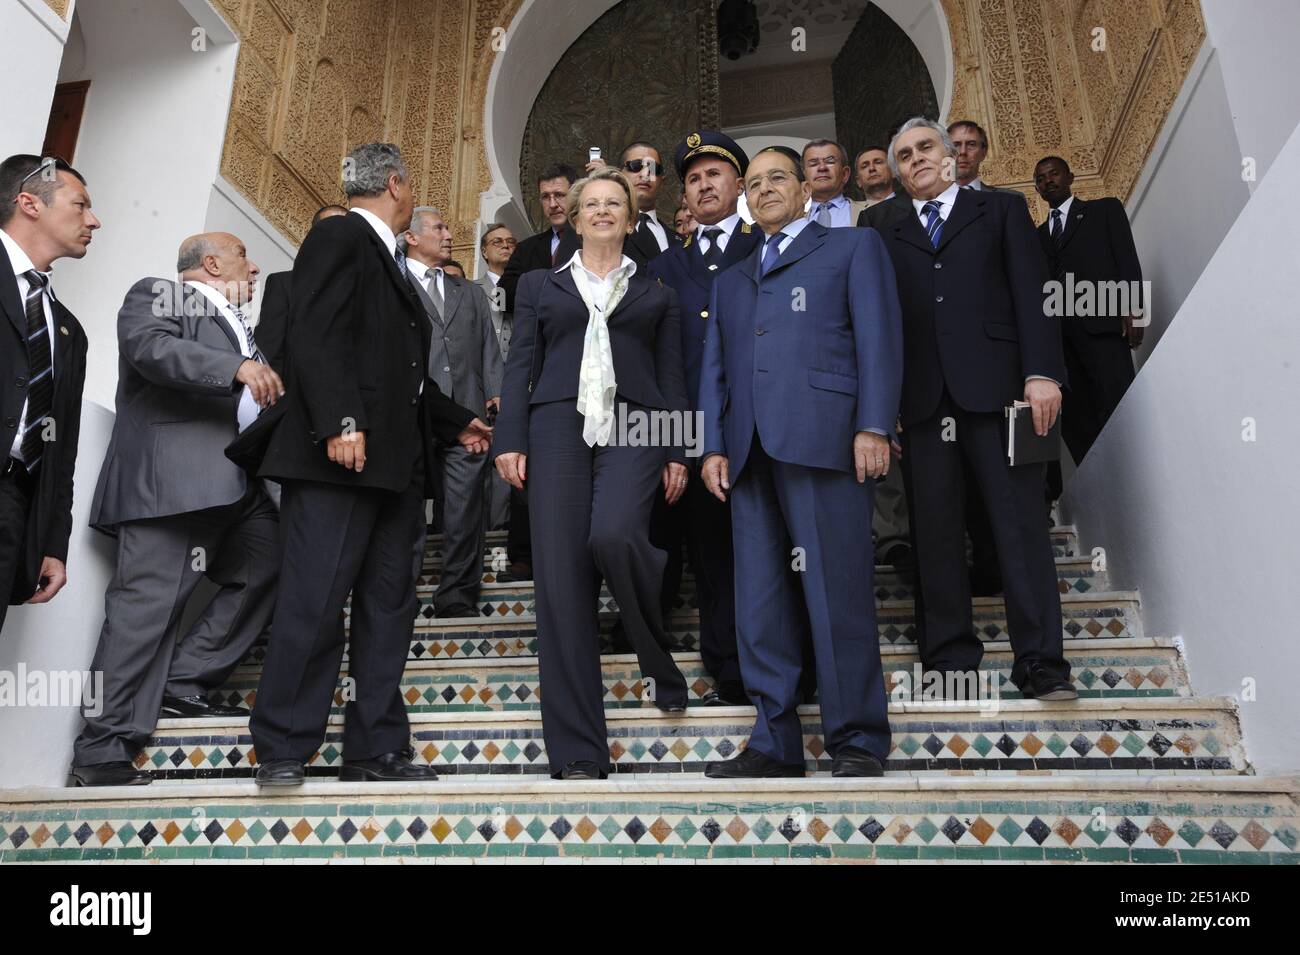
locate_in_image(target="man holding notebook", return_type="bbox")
[863,117,1074,701]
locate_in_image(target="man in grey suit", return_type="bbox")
[69,232,283,786]
[401,207,503,617]
[476,222,515,531]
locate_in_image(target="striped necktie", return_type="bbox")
[1050,208,1063,247]
[922,200,944,247]
[19,271,54,466]
[394,245,409,279]
[230,305,265,364]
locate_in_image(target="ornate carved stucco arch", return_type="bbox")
[213,0,1204,260]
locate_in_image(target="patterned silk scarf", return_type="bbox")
[572,253,632,446]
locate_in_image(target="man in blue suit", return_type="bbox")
[646,131,759,705]
[699,146,903,778]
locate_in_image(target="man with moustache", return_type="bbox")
[0,155,96,636]
[864,118,1074,701]
[646,131,758,706]
[700,145,903,777]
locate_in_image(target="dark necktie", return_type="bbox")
[760,231,786,277]
[20,271,53,466]
[1050,208,1063,247]
[922,200,944,247]
[551,229,562,266]
[394,245,409,280]
[701,227,723,269]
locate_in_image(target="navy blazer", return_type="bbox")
[698,222,903,478]
[865,190,1065,427]
[647,219,762,408]
[494,264,687,460]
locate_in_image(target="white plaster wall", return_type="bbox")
[49,0,239,410]
[0,405,115,788]
[0,0,70,158]
[1062,120,1300,774]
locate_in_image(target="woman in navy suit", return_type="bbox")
[494,167,689,779]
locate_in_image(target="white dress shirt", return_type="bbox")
[694,212,742,258]
[485,270,501,287]
[350,207,397,256]
[186,280,261,432]
[807,193,853,228]
[636,209,670,252]
[407,258,445,302]
[2,229,56,462]
[1048,195,1075,236]
[762,215,811,256]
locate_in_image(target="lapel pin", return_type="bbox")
[741,222,752,234]
[60,326,69,336]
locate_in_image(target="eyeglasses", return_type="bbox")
[484,237,517,248]
[581,198,628,213]
[622,159,665,177]
[17,156,59,189]
[744,170,796,191]
[803,156,841,169]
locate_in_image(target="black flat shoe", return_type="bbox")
[496,562,532,582]
[255,759,305,787]
[559,761,605,780]
[339,750,438,781]
[161,694,249,718]
[700,683,748,706]
[830,745,886,777]
[1022,663,1078,701]
[66,761,152,787]
[705,747,803,779]
[434,603,481,619]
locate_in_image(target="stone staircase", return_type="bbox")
[1,527,1297,864]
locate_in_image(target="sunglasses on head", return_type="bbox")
[622,159,665,177]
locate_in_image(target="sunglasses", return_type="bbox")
[622,159,665,177]
[17,156,59,189]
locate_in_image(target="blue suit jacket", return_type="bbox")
[647,220,762,408]
[699,222,903,478]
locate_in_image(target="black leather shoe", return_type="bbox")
[161,694,249,718]
[1022,663,1078,701]
[434,603,481,619]
[705,747,804,779]
[339,750,438,781]
[559,760,605,780]
[67,761,152,787]
[255,759,305,787]
[831,745,886,777]
[700,682,748,706]
[655,698,688,714]
[496,562,532,582]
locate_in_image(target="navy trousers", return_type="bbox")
[729,436,891,766]
[527,399,687,775]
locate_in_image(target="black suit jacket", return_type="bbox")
[498,226,581,315]
[1038,196,1142,336]
[0,244,88,603]
[254,270,291,377]
[257,212,474,493]
[866,190,1064,427]
[494,265,687,461]
[624,213,683,267]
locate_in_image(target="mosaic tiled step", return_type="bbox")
[422,525,1083,575]
[321,592,1141,664]
[220,638,1189,716]
[3,775,1294,863]
[136,698,1244,780]
[416,556,1106,610]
